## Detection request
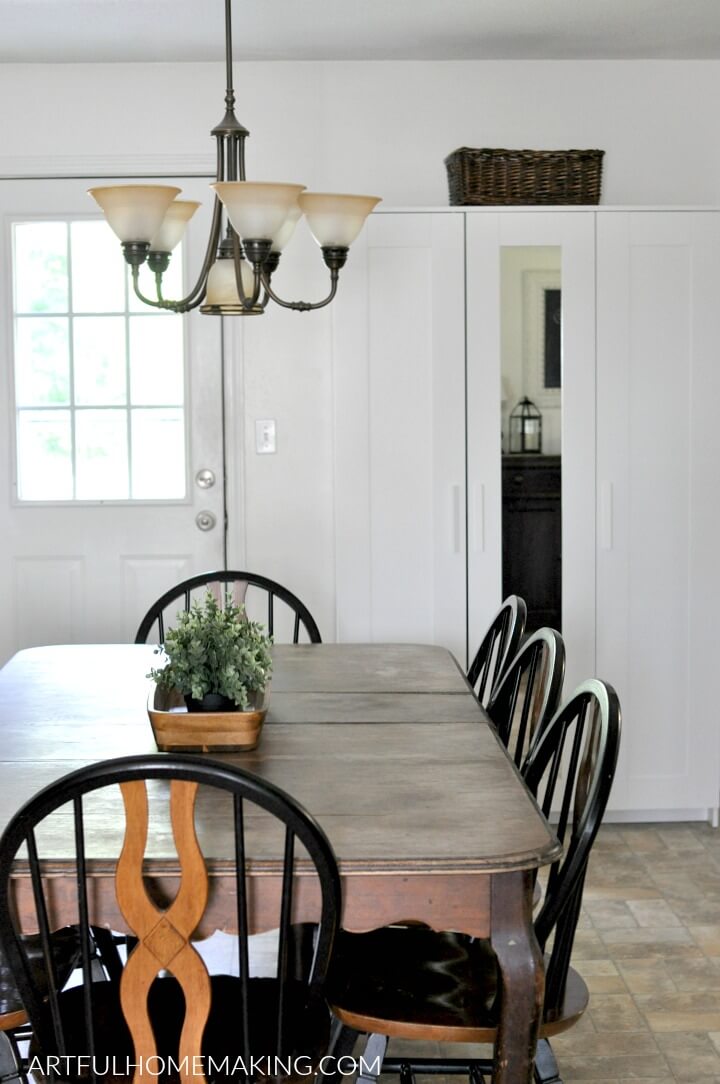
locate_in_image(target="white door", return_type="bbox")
[466,210,597,693]
[0,177,225,663]
[331,211,467,663]
[596,211,720,816]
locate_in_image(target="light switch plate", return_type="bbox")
[255,419,276,454]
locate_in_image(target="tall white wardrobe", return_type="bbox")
[328,206,720,820]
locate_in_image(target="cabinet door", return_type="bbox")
[466,212,596,692]
[332,212,467,663]
[597,212,720,815]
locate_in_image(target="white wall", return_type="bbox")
[2,57,719,646]
[2,60,720,204]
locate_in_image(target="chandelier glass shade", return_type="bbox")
[88,0,380,316]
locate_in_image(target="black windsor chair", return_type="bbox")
[467,595,527,706]
[135,571,322,645]
[486,627,566,767]
[327,679,621,1084]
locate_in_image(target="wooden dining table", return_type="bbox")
[0,642,560,1084]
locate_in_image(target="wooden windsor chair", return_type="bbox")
[0,754,341,1084]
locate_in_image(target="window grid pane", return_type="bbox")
[13,217,187,502]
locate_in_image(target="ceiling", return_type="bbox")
[3,0,720,63]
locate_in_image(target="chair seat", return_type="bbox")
[40,974,331,1082]
[328,926,588,1043]
[0,926,81,1030]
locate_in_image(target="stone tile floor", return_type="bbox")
[377,822,720,1083]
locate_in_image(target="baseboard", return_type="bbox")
[604,808,716,825]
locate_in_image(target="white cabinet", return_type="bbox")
[332,212,467,663]
[232,204,720,819]
[596,212,720,816]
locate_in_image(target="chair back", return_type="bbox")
[466,596,527,706]
[522,680,621,1020]
[486,628,565,767]
[0,754,341,1080]
[135,570,322,645]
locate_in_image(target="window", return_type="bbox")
[13,219,187,502]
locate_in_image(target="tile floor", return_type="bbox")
[378,822,720,1083]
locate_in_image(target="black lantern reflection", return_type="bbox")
[509,397,542,454]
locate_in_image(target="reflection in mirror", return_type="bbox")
[500,246,562,633]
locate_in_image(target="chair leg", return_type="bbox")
[318,1021,361,1084]
[0,1032,25,1084]
[469,1061,489,1084]
[357,1033,388,1084]
[533,1039,562,1084]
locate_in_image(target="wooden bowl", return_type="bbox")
[147,686,268,752]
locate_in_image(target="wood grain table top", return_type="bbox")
[0,643,561,875]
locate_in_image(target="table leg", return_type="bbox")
[490,869,544,1084]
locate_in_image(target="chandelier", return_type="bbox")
[88,0,380,316]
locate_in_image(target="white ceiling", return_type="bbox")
[3,0,720,63]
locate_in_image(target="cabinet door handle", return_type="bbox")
[451,484,462,554]
[470,483,485,552]
[600,481,613,550]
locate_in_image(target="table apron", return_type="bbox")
[11,870,492,940]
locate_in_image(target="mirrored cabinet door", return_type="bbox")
[466,210,596,693]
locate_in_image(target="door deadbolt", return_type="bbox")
[195,468,216,489]
[195,511,217,532]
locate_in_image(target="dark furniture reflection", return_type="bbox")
[502,455,561,633]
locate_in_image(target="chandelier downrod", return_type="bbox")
[88,0,380,317]
[224,0,235,112]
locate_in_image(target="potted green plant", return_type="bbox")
[145,590,273,752]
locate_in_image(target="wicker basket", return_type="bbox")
[445,147,604,206]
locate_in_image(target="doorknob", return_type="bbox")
[195,468,216,489]
[195,511,217,532]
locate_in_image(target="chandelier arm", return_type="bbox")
[179,195,225,308]
[128,195,225,314]
[129,268,208,314]
[259,269,340,313]
[130,267,177,311]
[231,228,263,311]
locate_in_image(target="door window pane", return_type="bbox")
[14,222,69,314]
[71,221,126,313]
[17,410,73,500]
[75,409,129,500]
[13,215,188,502]
[14,318,70,406]
[73,316,127,405]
